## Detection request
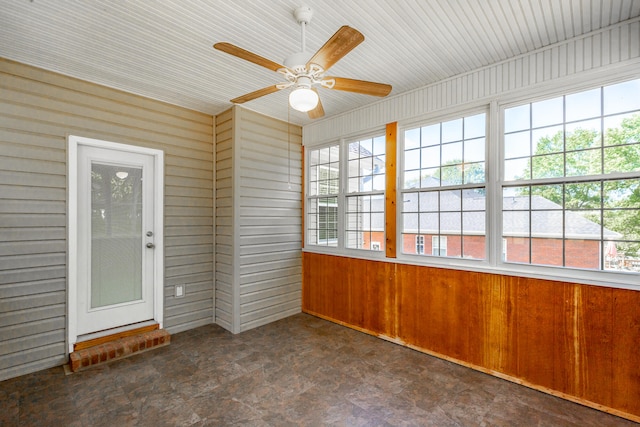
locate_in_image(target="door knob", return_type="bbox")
[146,243,155,249]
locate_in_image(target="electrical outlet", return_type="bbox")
[175,284,185,298]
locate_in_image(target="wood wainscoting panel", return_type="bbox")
[359,259,395,337]
[303,254,349,322]
[476,273,517,376]
[409,266,480,363]
[302,252,640,422]
[577,285,614,406]
[514,277,558,390]
[303,254,395,338]
[611,288,640,415]
[395,263,420,345]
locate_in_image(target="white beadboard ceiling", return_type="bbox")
[1,0,639,125]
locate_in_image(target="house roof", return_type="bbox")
[364,190,621,239]
[1,1,638,125]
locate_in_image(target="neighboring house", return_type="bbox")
[361,189,623,270]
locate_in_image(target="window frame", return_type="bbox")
[498,78,640,277]
[306,143,341,249]
[399,107,490,263]
[304,72,640,290]
[344,133,387,253]
[304,130,388,258]
[492,76,640,289]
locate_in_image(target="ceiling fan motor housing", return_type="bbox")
[283,51,309,73]
[295,75,313,89]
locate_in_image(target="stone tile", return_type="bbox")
[0,389,20,426]
[0,313,636,426]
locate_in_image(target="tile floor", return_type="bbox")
[0,313,635,426]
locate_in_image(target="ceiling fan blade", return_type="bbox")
[306,26,364,71]
[214,42,284,72]
[308,90,325,119]
[327,77,392,97]
[231,85,281,104]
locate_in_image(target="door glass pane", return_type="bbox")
[91,163,143,308]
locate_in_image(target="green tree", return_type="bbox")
[519,114,640,257]
[432,161,485,186]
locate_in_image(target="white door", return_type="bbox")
[74,142,160,336]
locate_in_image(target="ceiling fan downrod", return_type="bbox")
[282,6,321,84]
[294,5,313,53]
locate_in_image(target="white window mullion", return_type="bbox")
[338,138,347,250]
[488,100,501,266]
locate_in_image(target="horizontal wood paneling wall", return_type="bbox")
[302,252,640,422]
[214,108,234,332]
[214,107,302,334]
[303,18,640,145]
[236,108,302,332]
[0,58,214,381]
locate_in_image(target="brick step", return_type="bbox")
[69,329,170,372]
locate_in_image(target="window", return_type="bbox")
[432,236,447,256]
[346,136,385,251]
[305,76,640,285]
[306,134,386,251]
[307,145,339,246]
[502,238,508,262]
[415,235,425,254]
[502,78,640,272]
[401,112,487,258]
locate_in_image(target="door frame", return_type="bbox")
[67,135,164,354]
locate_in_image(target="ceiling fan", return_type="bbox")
[213,6,392,119]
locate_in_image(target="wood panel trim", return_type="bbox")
[301,136,305,250]
[385,122,397,258]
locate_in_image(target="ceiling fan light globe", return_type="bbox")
[289,87,318,112]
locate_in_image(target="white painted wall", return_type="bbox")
[215,106,302,333]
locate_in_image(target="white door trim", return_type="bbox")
[67,135,164,354]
